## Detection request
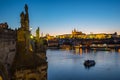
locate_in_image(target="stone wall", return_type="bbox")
[12,61,47,80]
[0,24,16,79]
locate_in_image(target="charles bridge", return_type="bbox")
[0,4,47,80]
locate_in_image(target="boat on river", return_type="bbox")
[84,60,95,67]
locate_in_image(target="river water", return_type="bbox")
[47,49,120,80]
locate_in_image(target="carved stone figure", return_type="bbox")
[17,4,30,54]
[20,4,29,30]
[20,12,25,28]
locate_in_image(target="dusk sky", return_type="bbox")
[0,0,120,36]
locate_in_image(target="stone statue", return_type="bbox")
[20,12,25,28]
[25,4,28,14]
[36,27,40,42]
[24,4,29,30]
[20,4,29,30]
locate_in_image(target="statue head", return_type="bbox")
[20,12,25,21]
[25,4,28,12]
[20,12,24,17]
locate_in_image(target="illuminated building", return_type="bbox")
[87,33,107,39]
[56,28,120,39]
[87,33,117,39]
[72,28,86,38]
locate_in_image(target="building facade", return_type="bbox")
[0,22,16,78]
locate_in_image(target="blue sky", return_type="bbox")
[0,0,120,36]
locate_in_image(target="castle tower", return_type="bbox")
[17,4,31,54]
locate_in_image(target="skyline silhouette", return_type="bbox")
[0,0,120,36]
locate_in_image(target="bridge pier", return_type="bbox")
[0,62,9,80]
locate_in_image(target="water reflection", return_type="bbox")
[47,49,120,80]
[84,64,96,69]
[74,47,120,55]
[118,49,120,53]
[74,48,91,55]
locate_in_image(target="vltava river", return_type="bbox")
[47,49,120,80]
